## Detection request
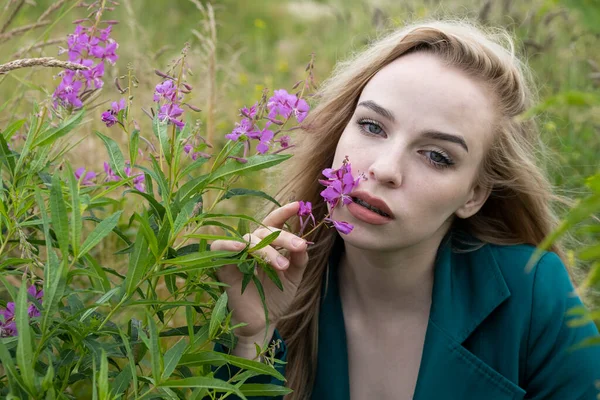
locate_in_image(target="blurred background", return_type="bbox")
[0,0,598,279]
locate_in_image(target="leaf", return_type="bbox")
[257,260,283,291]
[128,189,166,220]
[32,109,84,147]
[248,230,281,252]
[161,339,187,381]
[219,188,281,207]
[50,173,69,256]
[0,131,16,175]
[67,164,82,258]
[177,156,210,179]
[95,131,125,177]
[209,292,228,339]
[124,233,154,296]
[209,153,291,183]
[153,116,171,164]
[78,211,123,259]
[16,281,36,394]
[239,384,292,396]
[252,274,269,342]
[160,250,237,266]
[117,327,138,397]
[172,199,197,237]
[132,212,159,258]
[110,366,132,397]
[159,377,247,399]
[0,339,27,394]
[130,129,140,167]
[98,349,109,400]
[147,312,163,383]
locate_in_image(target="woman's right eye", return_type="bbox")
[357,118,384,136]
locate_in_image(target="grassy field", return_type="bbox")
[1,0,598,271]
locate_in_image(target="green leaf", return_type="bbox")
[252,274,269,342]
[178,156,210,179]
[219,188,281,207]
[16,281,37,395]
[32,109,84,147]
[98,349,109,400]
[172,199,197,237]
[209,153,291,183]
[128,189,166,220]
[153,117,171,164]
[79,211,122,259]
[110,366,132,397]
[132,212,159,258]
[124,233,154,296]
[209,292,228,339]
[248,230,281,252]
[147,312,163,383]
[239,384,292,396]
[257,259,283,291]
[155,258,245,276]
[0,331,27,393]
[130,129,140,167]
[161,339,187,381]
[160,250,236,266]
[159,377,247,399]
[117,328,138,397]
[50,173,69,257]
[67,164,82,258]
[95,131,125,177]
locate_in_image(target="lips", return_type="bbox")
[349,190,395,219]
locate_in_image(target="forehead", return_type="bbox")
[358,52,497,155]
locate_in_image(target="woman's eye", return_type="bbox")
[422,150,454,169]
[357,119,383,135]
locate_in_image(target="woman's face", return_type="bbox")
[330,51,497,252]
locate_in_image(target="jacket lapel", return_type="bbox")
[413,233,525,400]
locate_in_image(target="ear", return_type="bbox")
[455,182,492,219]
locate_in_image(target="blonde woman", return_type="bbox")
[211,19,600,400]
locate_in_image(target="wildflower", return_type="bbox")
[103,161,120,181]
[297,201,316,236]
[0,285,44,337]
[324,218,354,235]
[192,151,211,161]
[27,285,43,318]
[319,157,361,208]
[125,163,145,192]
[74,167,97,186]
[154,79,185,129]
[183,144,193,154]
[278,135,291,148]
[53,22,119,108]
[225,118,257,141]
[101,98,126,127]
[255,128,274,154]
[240,103,257,119]
[157,103,185,129]
[0,303,16,337]
[267,89,309,123]
[153,80,177,103]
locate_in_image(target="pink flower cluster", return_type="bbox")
[53,25,119,108]
[0,285,43,337]
[154,80,185,129]
[75,167,97,186]
[101,98,126,127]
[225,89,309,155]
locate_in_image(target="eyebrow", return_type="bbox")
[357,100,469,153]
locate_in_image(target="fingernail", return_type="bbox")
[277,255,289,268]
[292,238,305,248]
[234,242,245,249]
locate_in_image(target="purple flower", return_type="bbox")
[125,163,145,192]
[27,285,43,318]
[158,103,185,129]
[0,285,44,337]
[240,103,257,119]
[53,70,83,108]
[226,118,256,141]
[192,151,211,160]
[154,80,177,103]
[183,144,193,154]
[104,162,120,182]
[255,128,274,154]
[267,89,310,123]
[101,98,125,127]
[325,218,354,235]
[278,135,291,148]
[81,61,105,89]
[297,201,316,236]
[74,167,97,186]
[0,302,16,337]
[319,157,362,208]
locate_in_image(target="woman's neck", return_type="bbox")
[337,234,443,320]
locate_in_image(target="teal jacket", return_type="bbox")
[215,233,600,399]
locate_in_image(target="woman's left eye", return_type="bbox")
[357,118,384,136]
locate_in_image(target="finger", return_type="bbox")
[261,201,301,230]
[253,227,307,252]
[244,233,291,271]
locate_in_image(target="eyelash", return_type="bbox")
[356,118,455,169]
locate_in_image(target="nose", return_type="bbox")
[367,156,402,188]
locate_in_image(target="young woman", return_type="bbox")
[211,19,600,400]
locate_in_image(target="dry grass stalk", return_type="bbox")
[0,0,26,34]
[12,38,63,58]
[0,20,50,44]
[0,57,89,74]
[37,0,69,22]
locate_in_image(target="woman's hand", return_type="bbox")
[210,201,309,358]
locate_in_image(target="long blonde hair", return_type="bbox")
[267,19,568,399]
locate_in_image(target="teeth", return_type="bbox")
[352,197,389,217]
